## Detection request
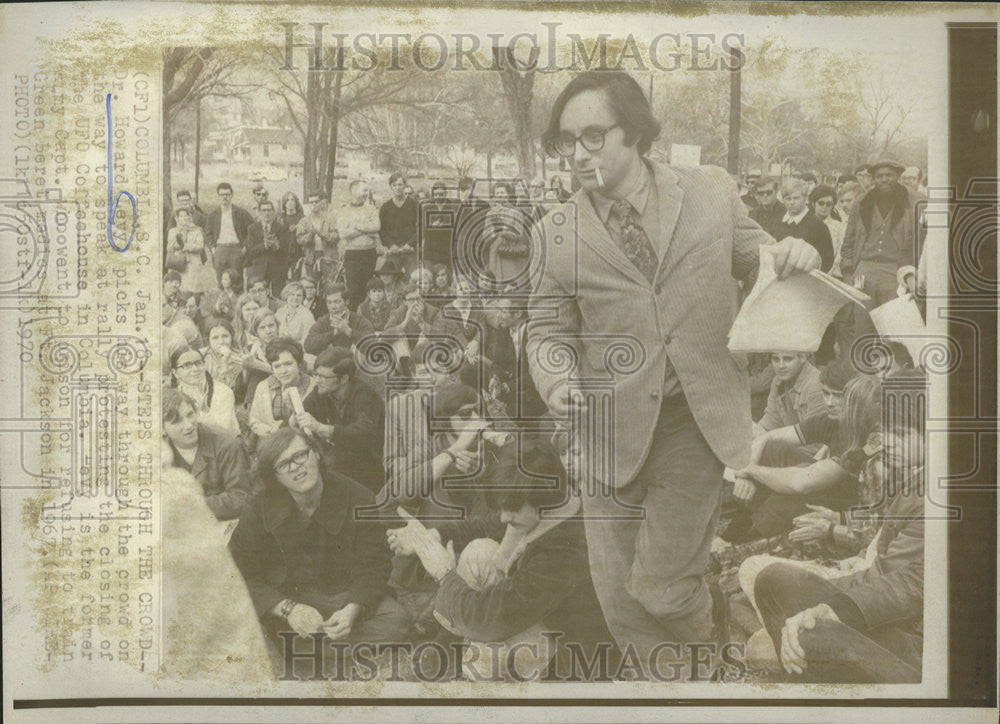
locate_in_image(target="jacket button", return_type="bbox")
[663,335,672,345]
[650,390,661,399]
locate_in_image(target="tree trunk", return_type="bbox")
[495,45,538,180]
[302,71,319,196]
[316,72,332,188]
[323,64,344,198]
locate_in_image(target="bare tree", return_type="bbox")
[162,47,257,224]
[494,44,539,179]
[263,46,437,197]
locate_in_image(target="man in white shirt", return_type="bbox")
[206,182,254,284]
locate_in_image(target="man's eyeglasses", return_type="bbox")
[755,188,776,197]
[814,199,835,207]
[175,358,205,372]
[218,192,233,199]
[275,448,312,474]
[254,190,268,197]
[548,124,621,158]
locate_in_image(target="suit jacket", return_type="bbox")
[205,204,254,249]
[303,378,385,482]
[170,424,255,521]
[246,219,292,275]
[527,162,769,486]
[228,471,390,618]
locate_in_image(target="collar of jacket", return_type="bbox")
[857,182,913,229]
[258,472,351,537]
[572,159,683,288]
[499,495,582,575]
[186,423,222,478]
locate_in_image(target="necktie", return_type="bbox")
[611,199,658,284]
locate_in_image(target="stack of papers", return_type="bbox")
[729,260,870,353]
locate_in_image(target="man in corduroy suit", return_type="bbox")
[527,71,821,672]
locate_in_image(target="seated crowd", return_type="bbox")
[161,164,928,683]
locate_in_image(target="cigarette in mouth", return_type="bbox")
[594,167,605,188]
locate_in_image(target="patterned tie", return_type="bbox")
[611,199,658,284]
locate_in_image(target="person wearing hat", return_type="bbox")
[376,258,407,310]
[840,153,926,341]
[296,346,385,494]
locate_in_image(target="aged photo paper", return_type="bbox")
[1,2,997,721]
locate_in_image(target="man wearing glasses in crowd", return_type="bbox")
[228,428,409,678]
[206,182,254,284]
[749,175,787,239]
[526,70,820,677]
[252,185,270,221]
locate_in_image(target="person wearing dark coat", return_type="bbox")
[228,428,410,679]
[748,175,787,239]
[205,182,254,283]
[302,284,375,356]
[246,200,293,295]
[388,447,620,681]
[162,388,256,521]
[296,346,385,494]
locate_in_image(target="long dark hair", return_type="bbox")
[255,427,316,492]
[839,374,882,453]
[168,345,216,406]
